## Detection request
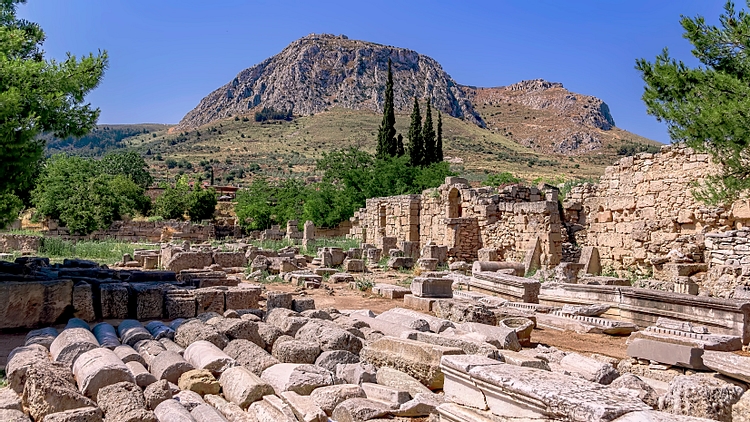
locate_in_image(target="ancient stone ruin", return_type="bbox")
[3,144,750,421]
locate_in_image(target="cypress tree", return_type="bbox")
[407,97,423,167]
[396,134,405,157]
[375,59,397,159]
[422,101,436,165]
[436,112,444,162]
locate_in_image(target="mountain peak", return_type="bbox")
[177,35,484,130]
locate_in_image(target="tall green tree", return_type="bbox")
[99,150,153,189]
[0,0,108,227]
[436,112,444,162]
[636,1,750,203]
[422,101,436,165]
[375,58,397,159]
[31,155,149,235]
[407,98,423,167]
[396,134,405,157]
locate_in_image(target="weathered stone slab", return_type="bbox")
[434,299,497,326]
[194,287,226,315]
[411,277,453,298]
[613,410,718,421]
[175,319,229,349]
[661,375,744,421]
[178,369,220,396]
[456,322,521,351]
[260,363,334,396]
[361,382,410,407]
[144,379,172,411]
[72,348,135,399]
[330,397,391,422]
[440,355,504,410]
[538,311,638,335]
[468,364,650,421]
[380,307,455,333]
[266,291,293,310]
[410,331,500,359]
[50,328,99,367]
[100,282,129,319]
[272,338,320,364]
[372,283,411,299]
[436,403,502,422]
[129,282,164,320]
[225,284,261,310]
[360,337,464,389]
[164,290,197,319]
[309,384,366,416]
[0,279,72,329]
[280,391,327,422]
[224,339,278,376]
[403,294,435,312]
[42,406,102,422]
[702,350,750,383]
[470,271,540,303]
[559,352,619,385]
[72,281,95,322]
[627,338,706,370]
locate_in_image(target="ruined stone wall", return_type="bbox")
[0,235,41,253]
[349,195,421,248]
[349,177,562,266]
[42,220,215,243]
[419,181,561,263]
[578,144,750,271]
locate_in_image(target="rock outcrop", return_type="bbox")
[177,33,483,129]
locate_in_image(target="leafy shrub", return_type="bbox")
[254,107,293,122]
[31,154,151,234]
[486,171,521,186]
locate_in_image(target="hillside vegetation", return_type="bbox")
[42,124,171,155]
[121,106,647,186]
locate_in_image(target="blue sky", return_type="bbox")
[20,0,728,143]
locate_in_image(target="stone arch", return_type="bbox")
[448,188,462,218]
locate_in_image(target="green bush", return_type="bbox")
[235,148,454,231]
[187,184,217,221]
[154,176,217,221]
[486,171,521,186]
[31,154,151,235]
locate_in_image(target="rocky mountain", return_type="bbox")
[178,34,483,130]
[465,79,633,155]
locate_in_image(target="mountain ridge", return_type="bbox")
[178,33,483,130]
[176,33,652,156]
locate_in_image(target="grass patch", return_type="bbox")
[0,229,43,237]
[37,238,158,262]
[248,236,360,255]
